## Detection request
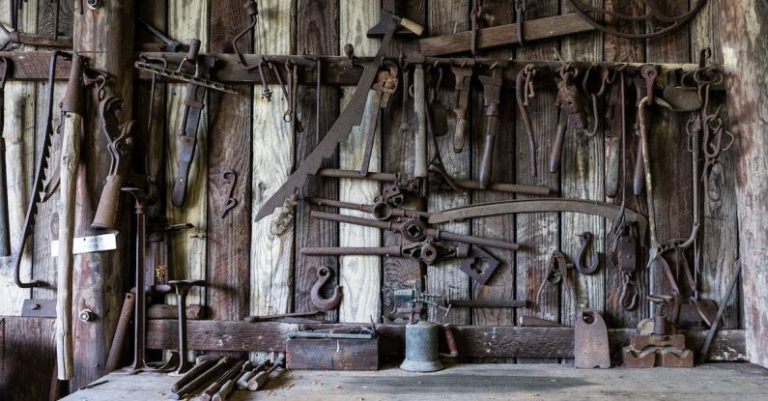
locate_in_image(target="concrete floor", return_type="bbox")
[62,363,768,401]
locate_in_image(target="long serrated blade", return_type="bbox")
[134,61,238,94]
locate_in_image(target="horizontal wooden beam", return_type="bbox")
[419,13,595,56]
[146,320,746,362]
[0,52,72,81]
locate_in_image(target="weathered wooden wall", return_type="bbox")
[0,0,749,391]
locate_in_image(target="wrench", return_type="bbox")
[137,17,183,52]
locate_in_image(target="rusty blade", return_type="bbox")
[574,309,610,369]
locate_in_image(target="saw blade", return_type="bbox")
[134,61,238,94]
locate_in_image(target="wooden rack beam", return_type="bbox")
[146,320,746,362]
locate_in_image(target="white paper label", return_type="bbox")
[51,234,118,257]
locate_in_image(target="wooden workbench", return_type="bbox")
[61,363,768,401]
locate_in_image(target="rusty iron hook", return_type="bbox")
[576,231,600,275]
[310,266,342,311]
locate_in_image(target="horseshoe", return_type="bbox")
[310,266,342,311]
[576,232,600,275]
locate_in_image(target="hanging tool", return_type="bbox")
[565,0,706,39]
[514,0,527,45]
[575,231,600,275]
[477,64,504,188]
[536,251,575,312]
[549,61,587,173]
[0,57,10,256]
[12,51,69,289]
[632,66,657,196]
[254,12,422,222]
[310,266,342,311]
[516,63,537,176]
[413,63,428,178]
[360,61,399,176]
[220,169,238,218]
[56,53,86,381]
[136,16,183,52]
[450,63,473,153]
[574,310,610,369]
[604,66,627,198]
[302,238,470,266]
[91,97,136,231]
[581,65,610,137]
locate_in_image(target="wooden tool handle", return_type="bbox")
[605,136,621,198]
[92,174,125,230]
[453,116,467,153]
[413,65,427,178]
[633,140,644,196]
[548,114,567,173]
[56,111,82,381]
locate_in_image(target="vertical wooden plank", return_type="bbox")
[251,0,294,317]
[338,0,380,323]
[72,0,134,389]
[602,0,648,328]
[0,0,37,314]
[645,2,691,318]
[381,1,425,323]
[514,0,560,363]
[294,0,340,320]
[690,0,740,330]
[167,0,209,306]
[426,0,471,325]
[718,0,768,368]
[207,0,253,321]
[469,0,515,329]
[0,317,56,401]
[559,0,604,327]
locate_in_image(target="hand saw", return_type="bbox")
[254,12,423,222]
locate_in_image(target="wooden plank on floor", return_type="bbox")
[426,0,471,325]
[250,0,294,317]
[166,0,209,307]
[559,0,604,326]
[602,0,649,329]
[514,0,560,364]
[0,0,37,315]
[294,0,340,322]
[690,0,740,330]
[206,0,253,321]
[337,0,381,323]
[469,0,515,331]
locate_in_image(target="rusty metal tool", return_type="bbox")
[574,310,610,368]
[514,0,527,45]
[446,299,527,309]
[565,0,706,39]
[609,221,640,311]
[136,16,183,52]
[170,356,217,393]
[56,53,86,381]
[247,358,285,391]
[91,96,136,231]
[604,66,626,198]
[458,246,501,285]
[632,66,658,196]
[106,292,136,371]
[171,357,232,400]
[581,65,610,137]
[429,198,648,242]
[302,238,470,266]
[310,210,519,251]
[450,64,473,153]
[200,360,247,401]
[169,279,206,375]
[13,51,70,289]
[477,65,503,188]
[0,57,9,256]
[0,21,72,50]
[549,62,587,173]
[536,251,575,311]
[575,231,600,275]
[361,62,399,176]
[254,12,422,222]
[310,266,342,311]
[307,197,429,221]
[243,311,324,322]
[220,168,238,218]
[236,361,270,390]
[516,63,537,175]
[123,187,178,374]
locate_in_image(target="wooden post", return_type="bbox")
[71,0,134,389]
[718,0,768,369]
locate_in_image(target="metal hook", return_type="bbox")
[576,231,600,275]
[310,266,342,311]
